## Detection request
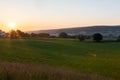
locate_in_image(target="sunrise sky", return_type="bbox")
[0,0,120,31]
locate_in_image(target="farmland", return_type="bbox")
[0,38,120,80]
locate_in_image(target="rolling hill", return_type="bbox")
[28,26,120,36]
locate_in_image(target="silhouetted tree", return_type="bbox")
[86,36,91,39]
[93,33,103,42]
[16,30,23,37]
[78,35,86,41]
[24,33,30,37]
[59,32,68,38]
[16,30,30,38]
[117,35,120,42]
[9,30,17,38]
[31,33,38,37]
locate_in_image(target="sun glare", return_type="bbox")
[8,22,16,29]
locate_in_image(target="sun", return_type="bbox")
[8,22,16,29]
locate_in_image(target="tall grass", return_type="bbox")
[0,61,115,80]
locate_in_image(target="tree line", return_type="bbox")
[1,30,120,42]
[5,30,50,39]
[58,32,120,42]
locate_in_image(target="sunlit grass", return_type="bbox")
[0,39,120,79]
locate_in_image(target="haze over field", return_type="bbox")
[0,0,120,31]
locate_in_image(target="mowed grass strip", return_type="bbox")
[0,39,120,79]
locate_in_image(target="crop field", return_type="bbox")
[0,38,120,80]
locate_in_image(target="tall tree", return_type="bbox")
[78,34,86,41]
[9,30,17,38]
[93,33,103,42]
[117,35,120,41]
[59,32,68,38]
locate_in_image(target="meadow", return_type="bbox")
[0,38,120,80]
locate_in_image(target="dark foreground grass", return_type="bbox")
[0,39,120,79]
[0,61,115,80]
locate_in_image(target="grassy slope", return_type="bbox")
[0,39,120,79]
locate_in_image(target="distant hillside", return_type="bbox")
[28,26,120,36]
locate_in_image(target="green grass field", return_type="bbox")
[0,38,120,80]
